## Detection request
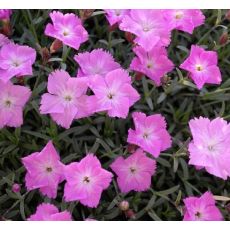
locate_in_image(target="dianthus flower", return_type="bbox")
[127,112,172,158]
[28,203,72,221]
[0,80,31,128]
[111,148,156,193]
[180,45,221,89]
[74,49,120,77]
[188,117,230,180]
[183,191,223,221]
[22,141,65,199]
[130,45,174,86]
[104,9,130,26]
[119,10,171,51]
[45,11,88,50]
[0,43,36,82]
[163,10,205,34]
[64,154,113,208]
[40,69,92,129]
[0,10,12,20]
[0,34,10,48]
[88,69,140,118]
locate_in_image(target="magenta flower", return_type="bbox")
[28,203,72,221]
[0,34,10,48]
[119,10,171,51]
[74,49,120,78]
[104,10,130,26]
[111,148,156,193]
[163,10,205,34]
[88,69,140,118]
[0,80,31,128]
[183,191,223,221]
[127,112,172,158]
[0,10,12,20]
[22,141,65,199]
[40,69,92,129]
[130,45,174,86]
[0,43,36,82]
[180,45,222,89]
[64,154,113,208]
[188,117,230,180]
[45,11,88,50]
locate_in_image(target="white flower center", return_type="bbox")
[175,11,184,20]
[195,64,204,72]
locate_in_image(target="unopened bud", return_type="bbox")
[127,144,137,153]
[219,32,228,45]
[12,183,20,193]
[41,47,51,65]
[125,32,135,44]
[79,10,94,21]
[50,39,63,54]
[119,200,129,211]
[135,72,143,81]
[125,209,136,220]
[0,20,12,37]
[225,10,230,21]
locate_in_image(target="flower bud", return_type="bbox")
[12,183,20,193]
[41,47,51,65]
[219,32,228,45]
[50,39,63,54]
[79,10,94,21]
[119,200,129,211]
[127,144,137,153]
[125,209,136,220]
[125,32,135,44]
[135,72,143,81]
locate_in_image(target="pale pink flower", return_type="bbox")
[130,45,174,86]
[119,10,171,51]
[183,191,223,221]
[88,69,140,118]
[64,154,113,208]
[163,10,205,34]
[180,45,222,89]
[40,69,92,129]
[0,10,12,20]
[22,141,65,199]
[45,11,88,50]
[74,49,120,78]
[0,43,36,82]
[28,203,72,221]
[104,10,130,26]
[0,80,31,128]
[111,148,156,193]
[188,117,230,180]
[0,34,10,48]
[127,112,172,158]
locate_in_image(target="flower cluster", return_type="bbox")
[0,9,227,221]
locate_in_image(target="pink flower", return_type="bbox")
[127,112,172,158]
[28,203,72,221]
[40,69,92,129]
[88,69,140,118]
[0,80,31,128]
[0,43,36,82]
[74,49,120,78]
[119,10,171,51]
[12,183,21,193]
[188,117,230,180]
[180,45,222,89]
[130,45,174,86]
[183,191,223,221]
[64,154,113,208]
[104,10,130,26]
[22,141,65,199]
[0,34,10,48]
[110,148,156,193]
[163,10,205,34]
[45,11,88,50]
[0,10,12,20]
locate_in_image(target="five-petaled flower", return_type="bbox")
[64,154,113,208]
[111,148,156,193]
[188,116,230,180]
[180,45,222,89]
[88,69,140,118]
[127,112,172,158]
[0,80,31,128]
[183,191,223,221]
[0,43,36,82]
[28,203,72,221]
[22,141,65,199]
